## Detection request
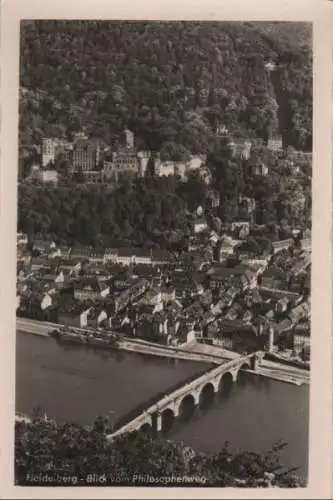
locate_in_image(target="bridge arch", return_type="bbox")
[218,371,234,395]
[199,382,215,409]
[236,360,252,384]
[161,408,175,434]
[139,422,152,435]
[211,377,221,393]
[177,393,197,422]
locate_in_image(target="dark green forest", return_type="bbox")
[18,21,312,248]
[19,21,312,152]
[18,175,204,249]
[18,157,311,249]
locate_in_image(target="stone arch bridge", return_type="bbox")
[108,351,263,439]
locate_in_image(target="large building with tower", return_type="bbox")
[72,139,100,172]
[102,129,150,182]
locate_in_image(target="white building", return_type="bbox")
[104,248,152,266]
[82,171,103,184]
[41,138,57,167]
[124,129,134,149]
[253,163,269,176]
[40,293,52,311]
[74,282,110,301]
[267,134,283,151]
[155,161,175,177]
[17,232,28,246]
[35,169,58,185]
[137,151,151,177]
[231,221,250,238]
[193,217,208,234]
[265,61,277,72]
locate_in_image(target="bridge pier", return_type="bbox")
[149,412,160,436]
[193,390,201,406]
[230,368,238,382]
[156,413,162,433]
[212,379,220,393]
[173,403,180,418]
[250,352,263,371]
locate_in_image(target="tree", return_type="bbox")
[18,179,194,249]
[19,21,312,155]
[160,141,191,162]
[15,416,304,487]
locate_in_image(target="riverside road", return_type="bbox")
[16,317,309,385]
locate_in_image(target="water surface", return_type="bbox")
[16,331,309,478]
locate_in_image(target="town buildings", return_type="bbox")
[17,119,312,367]
[16,212,311,365]
[267,134,283,152]
[29,129,213,187]
[72,139,99,172]
[41,137,73,167]
[30,168,59,185]
[228,139,252,160]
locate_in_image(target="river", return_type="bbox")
[16,331,309,479]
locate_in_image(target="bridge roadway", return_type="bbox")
[107,352,261,439]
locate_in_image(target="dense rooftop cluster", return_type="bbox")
[17,216,311,364]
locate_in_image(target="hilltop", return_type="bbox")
[246,22,311,50]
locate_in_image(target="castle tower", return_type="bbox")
[124,129,134,149]
[268,327,275,353]
[137,152,150,177]
[154,152,161,176]
[95,142,101,166]
[41,138,56,167]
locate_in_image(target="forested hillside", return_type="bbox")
[18,176,206,249]
[18,21,312,247]
[18,156,311,249]
[19,21,312,152]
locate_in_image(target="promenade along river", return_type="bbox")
[16,331,309,478]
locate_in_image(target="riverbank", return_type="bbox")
[17,318,309,386]
[118,337,229,364]
[16,317,229,364]
[265,352,310,371]
[246,368,303,386]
